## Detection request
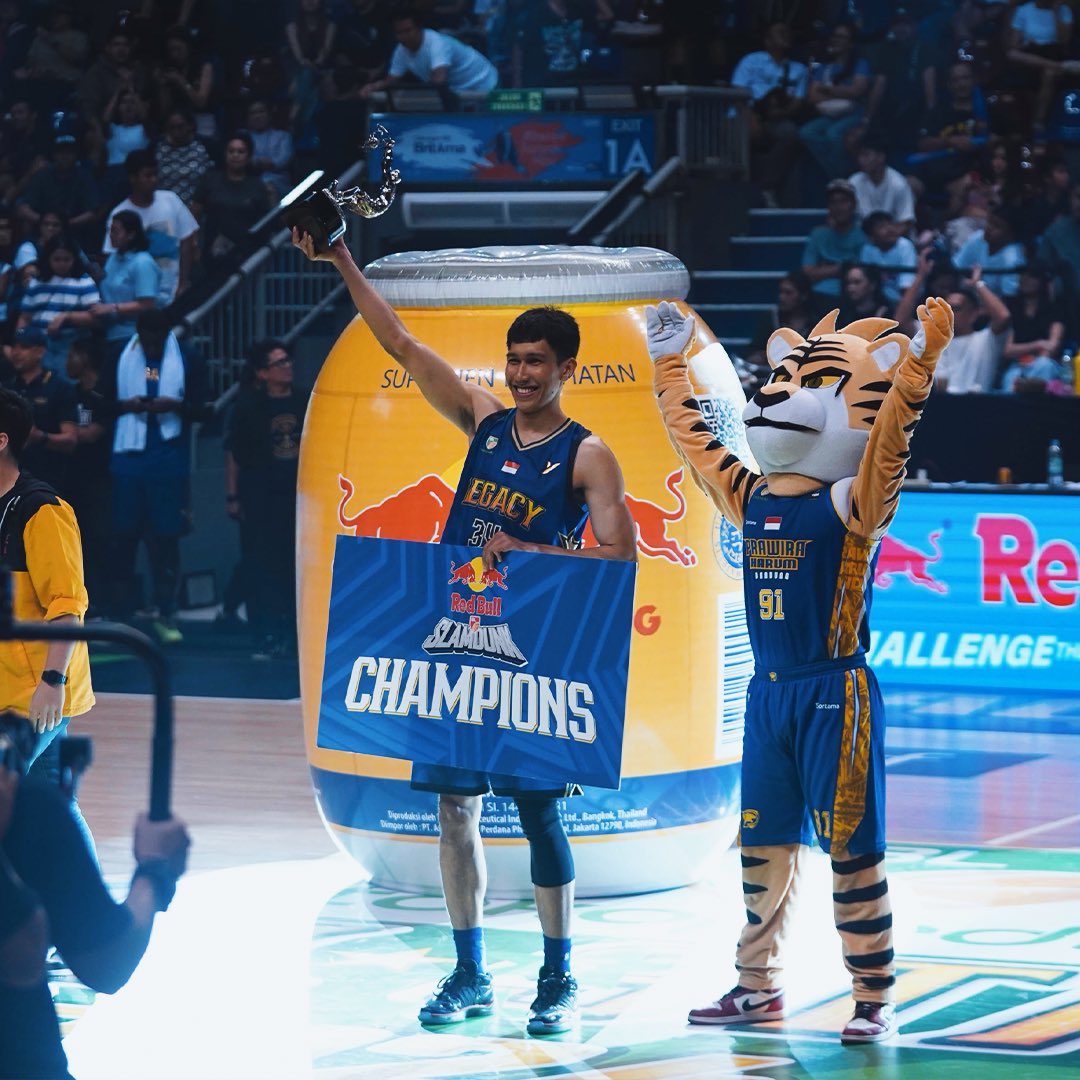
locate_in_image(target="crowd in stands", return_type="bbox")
[728,1,1080,402]
[1,0,1076,652]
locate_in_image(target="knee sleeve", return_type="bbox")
[515,797,574,888]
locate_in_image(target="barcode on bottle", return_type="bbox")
[716,593,753,755]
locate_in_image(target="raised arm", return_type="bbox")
[292,230,502,436]
[646,302,760,529]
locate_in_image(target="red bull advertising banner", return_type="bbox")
[297,246,750,897]
[317,537,636,789]
[871,490,1080,693]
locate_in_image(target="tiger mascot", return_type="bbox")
[645,297,953,1044]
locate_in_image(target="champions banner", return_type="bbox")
[318,537,637,789]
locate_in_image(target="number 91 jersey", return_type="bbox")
[742,484,881,671]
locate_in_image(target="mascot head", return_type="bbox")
[743,311,912,483]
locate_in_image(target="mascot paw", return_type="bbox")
[646,301,695,362]
[911,296,954,369]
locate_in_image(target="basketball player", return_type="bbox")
[293,229,636,1035]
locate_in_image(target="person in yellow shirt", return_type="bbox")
[0,387,94,787]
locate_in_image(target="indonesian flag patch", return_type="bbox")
[764,516,782,531]
[501,460,520,475]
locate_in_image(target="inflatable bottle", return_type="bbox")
[298,246,752,897]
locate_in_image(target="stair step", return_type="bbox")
[730,236,807,272]
[748,208,828,236]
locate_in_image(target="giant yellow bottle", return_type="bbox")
[298,246,751,897]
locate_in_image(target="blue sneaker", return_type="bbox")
[418,960,494,1024]
[527,966,578,1035]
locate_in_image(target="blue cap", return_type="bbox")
[13,325,48,347]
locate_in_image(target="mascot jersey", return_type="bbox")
[744,485,879,671]
[443,408,591,549]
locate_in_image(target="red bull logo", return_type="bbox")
[875,531,948,594]
[583,468,697,567]
[337,474,453,542]
[449,556,507,616]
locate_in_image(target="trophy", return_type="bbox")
[283,124,401,251]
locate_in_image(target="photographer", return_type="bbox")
[0,710,190,1080]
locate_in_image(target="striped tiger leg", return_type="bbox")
[734,843,805,991]
[831,848,895,1002]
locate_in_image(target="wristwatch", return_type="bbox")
[40,669,68,687]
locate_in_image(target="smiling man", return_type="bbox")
[293,228,635,1037]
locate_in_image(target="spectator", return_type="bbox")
[314,63,371,178]
[859,210,917,305]
[153,24,218,140]
[90,208,161,368]
[1019,154,1070,238]
[0,709,190,1080]
[333,0,392,85]
[836,262,890,324]
[75,28,147,129]
[191,131,271,272]
[20,1,90,107]
[103,149,199,309]
[907,61,989,196]
[13,133,101,257]
[0,96,51,185]
[519,0,618,88]
[0,207,13,337]
[1039,179,1080,299]
[918,0,997,111]
[1007,0,1080,134]
[943,176,996,252]
[360,6,499,100]
[861,7,925,157]
[1000,261,1067,392]
[224,339,309,659]
[109,309,212,641]
[65,336,116,611]
[742,270,817,393]
[11,207,63,278]
[848,137,915,231]
[0,381,90,786]
[730,20,809,208]
[801,178,866,301]
[16,234,100,380]
[952,208,1026,298]
[154,107,214,209]
[799,20,871,180]
[243,100,293,200]
[1,325,77,504]
[286,0,338,138]
[94,86,152,200]
[897,255,1010,394]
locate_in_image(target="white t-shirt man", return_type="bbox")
[102,190,198,306]
[848,167,916,227]
[936,326,1005,394]
[389,28,498,94]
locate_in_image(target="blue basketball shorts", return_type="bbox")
[739,657,886,856]
[410,762,580,799]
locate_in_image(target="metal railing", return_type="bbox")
[177,160,367,400]
[655,85,751,177]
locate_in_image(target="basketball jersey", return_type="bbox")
[742,483,880,671]
[443,409,590,549]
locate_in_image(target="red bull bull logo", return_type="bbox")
[875,531,948,594]
[337,474,454,542]
[583,468,697,567]
[449,556,507,616]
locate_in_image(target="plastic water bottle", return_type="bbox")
[1047,438,1065,488]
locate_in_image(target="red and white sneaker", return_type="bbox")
[688,985,786,1025]
[841,1001,897,1044]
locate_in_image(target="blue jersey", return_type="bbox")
[742,483,880,671]
[443,409,590,549]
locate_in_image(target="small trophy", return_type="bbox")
[283,124,401,251]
